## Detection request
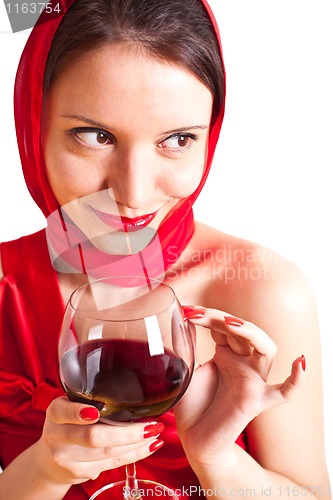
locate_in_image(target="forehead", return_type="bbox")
[45,43,213,132]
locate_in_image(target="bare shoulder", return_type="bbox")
[193,222,317,330]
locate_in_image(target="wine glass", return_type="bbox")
[58,276,195,500]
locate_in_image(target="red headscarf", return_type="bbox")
[14,0,225,280]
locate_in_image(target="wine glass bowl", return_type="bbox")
[58,276,194,499]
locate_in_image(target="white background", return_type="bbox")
[1,0,332,483]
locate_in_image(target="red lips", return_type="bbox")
[92,207,157,232]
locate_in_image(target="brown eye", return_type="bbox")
[177,135,189,147]
[96,132,110,144]
[72,128,113,147]
[158,133,197,153]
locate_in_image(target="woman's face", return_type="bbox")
[42,43,213,253]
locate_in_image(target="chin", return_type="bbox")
[90,226,158,256]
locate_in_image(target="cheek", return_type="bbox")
[44,147,103,204]
[43,136,71,196]
[45,154,78,201]
[41,127,102,203]
[163,156,206,200]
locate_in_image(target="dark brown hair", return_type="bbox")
[43,0,224,122]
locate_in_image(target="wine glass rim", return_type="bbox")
[68,275,177,321]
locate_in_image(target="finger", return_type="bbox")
[211,327,252,356]
[65,420,165,448]
[47,398,165,447]
[223,318,277,379]
[183,307,256,348]
[227,333,253,356]
[47,397,100,425]
[266,356,306,409]
[278,355,306,400]
[71,439,164,481]
[69,436,163,462]
[97,438,164,468]
[185,307,276,358]
[184,306,251,354]
[210,329,228,346]
[218,314,277,359]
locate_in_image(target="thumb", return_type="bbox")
[47,396,100,425]
[265,355,306,411]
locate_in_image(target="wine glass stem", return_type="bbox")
[124,462,141,500]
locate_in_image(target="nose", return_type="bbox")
[107,146,160,210]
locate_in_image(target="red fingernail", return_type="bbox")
[144,422,165,439]
[301,355,306,371]
[149,439,164,453]
[80,407,99,421]
[224,315,244,327]
[183,305,206,319]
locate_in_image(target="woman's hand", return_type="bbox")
[174,306,306,468]
[33,397,164,486]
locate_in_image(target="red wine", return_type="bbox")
[60,338,191,423]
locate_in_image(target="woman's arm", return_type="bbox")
[0,442,71,500]
[0,398,164,499]
[176,260,331,499]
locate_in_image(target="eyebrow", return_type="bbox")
[61,115,112,130]
[160,125,209,135]
[61,115,208,135]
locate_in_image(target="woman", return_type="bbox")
[0,0,330,498]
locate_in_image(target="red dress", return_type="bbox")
[0,230,247,498]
